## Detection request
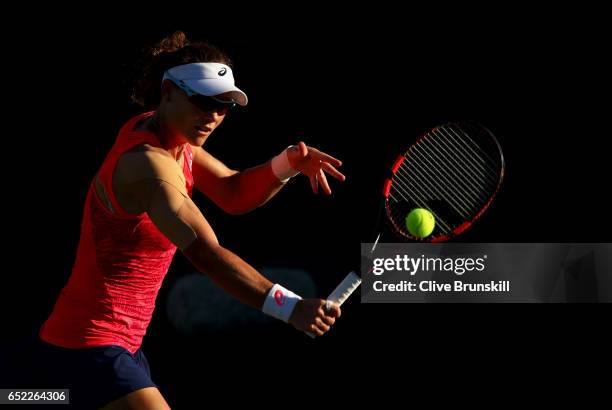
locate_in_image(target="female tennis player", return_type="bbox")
[36,31,345,409]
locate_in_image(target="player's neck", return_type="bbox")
[147,111,184,161]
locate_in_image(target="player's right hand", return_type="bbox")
[289,299,341,336]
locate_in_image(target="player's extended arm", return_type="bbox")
[191,146,287,215]
[119,149,340,336]
[192,143,345,215]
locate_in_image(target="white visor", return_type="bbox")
[164,62,248,106]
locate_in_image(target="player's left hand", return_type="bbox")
[287,141,346,195]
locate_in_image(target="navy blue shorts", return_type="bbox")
[4,334,157,408]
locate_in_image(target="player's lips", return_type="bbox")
[194,125,212,135]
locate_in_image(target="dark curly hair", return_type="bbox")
[132,31,232,110]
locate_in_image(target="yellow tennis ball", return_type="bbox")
[405,208,435,238]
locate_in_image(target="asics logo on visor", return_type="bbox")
[218,68,227,76]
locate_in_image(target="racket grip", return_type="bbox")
[306,271,362,338]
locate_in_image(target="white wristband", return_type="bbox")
[262,284,302,323]
[271,146,300,182]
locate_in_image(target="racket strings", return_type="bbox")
[395,162,469,219]
[387,123,503,240]
[436,127,499,183]
[448,126,500,170]
[412,138,489,208]
[409,144,482,213]
[396,163,467,226]
[415,125,500,211]
[427,130,497,190]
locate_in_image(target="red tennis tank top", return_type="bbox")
[40,111,194,353]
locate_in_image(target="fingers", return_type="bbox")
[318,300,337,326]
[310,317,331,337]
[310,174,318,194]
[318,169,332,195]
[298,141,308,158]
[293,142,345,194]
[302,299,342,337]
[310,147,342,167]
[315,317,330,333]
[308,162,344,196]
[294,142,342,168]
[320,313,336,326]
[309,324,325,337]
[325,302,342,318]
[321,162,346,182]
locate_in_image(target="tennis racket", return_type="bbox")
[382,121,504,242]
[309,121,505,336]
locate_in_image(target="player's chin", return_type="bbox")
[186,128,212,146]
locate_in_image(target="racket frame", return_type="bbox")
[383,122,505,242]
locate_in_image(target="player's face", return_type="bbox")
[162,84,231,146]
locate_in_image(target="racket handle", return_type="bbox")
[306,271,362,338]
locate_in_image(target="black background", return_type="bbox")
[1,6,610,406]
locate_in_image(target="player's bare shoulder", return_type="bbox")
[115,144,186,188]
[113,144,187,214]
